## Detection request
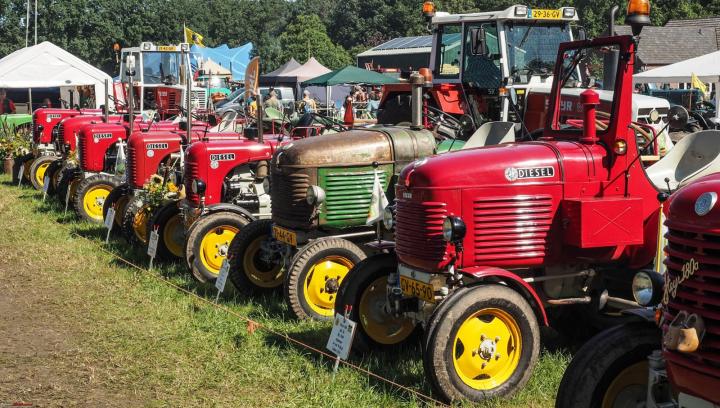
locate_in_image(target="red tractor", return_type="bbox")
[556,172,720,408]
[334,3,720,402]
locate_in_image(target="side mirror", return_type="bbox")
[470,27,487,56]
[576,26,587,41]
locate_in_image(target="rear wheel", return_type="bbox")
[284,237,366,320]
[29,155,58,191]
[227,219,284,295]
[74,174,120,223]
[334,253,417,352]
[149,202,184,260]
[102,184,131,233]
[423,285,540,402]
[555,323,660,408]
[185,212,251,282]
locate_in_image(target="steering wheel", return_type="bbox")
[310,113,349,133]
[424,105,465,139]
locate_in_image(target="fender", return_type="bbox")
[460,266,548,326]
[204,203,256,223]
[621,307,657,322]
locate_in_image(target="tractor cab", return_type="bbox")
[117,42,193,119]
[379,3,579,131]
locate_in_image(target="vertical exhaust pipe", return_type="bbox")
[603,6,620,90]
[186,74,192,142]
[104,78,109,122]
[410,72,424,130]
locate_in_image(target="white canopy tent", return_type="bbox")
[0,41,113,109]
[634,50,720,119]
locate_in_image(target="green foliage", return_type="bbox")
[0,124,31,160]
[0,0,717,74]
[278,14,352,69]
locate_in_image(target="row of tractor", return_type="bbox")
[12,0,720,405]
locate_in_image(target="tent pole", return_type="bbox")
[104,79,110,122]
[28,88,32,113]
[715,81,720,120]
[25,0,29,47]
[326,86,331,117]
[34,0,37,45]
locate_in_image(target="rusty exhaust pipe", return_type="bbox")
[410,72,424,130]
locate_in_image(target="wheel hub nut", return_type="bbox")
[478,338,497,361]
[325,278,339,294]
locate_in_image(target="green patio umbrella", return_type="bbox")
[301,65,398,86]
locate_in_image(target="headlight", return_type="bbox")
[649,109,660,123]
[515,5,528,16]
[632,270,664,306]
[306,185,325,205]
[442,216,466,243]
[562,7,575,18]
[383,206,394,230]
[191,179,206,195]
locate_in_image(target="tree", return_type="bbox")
[277,14,351,70]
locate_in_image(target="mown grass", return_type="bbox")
[0,173,569,407]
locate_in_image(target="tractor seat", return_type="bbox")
[461,121,515,149]
[646,130,720,191]
[263,107,284,123]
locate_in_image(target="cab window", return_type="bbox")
[462,23,501,88]
[436,24,462,78]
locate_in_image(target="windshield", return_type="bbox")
[119,51,140,83]
[506,23,572,84]
[436,24,462,78]
[142,52,183,85]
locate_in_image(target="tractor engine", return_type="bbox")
[126,131,184,189]
[271,128,436,232]
[77,122,128,174]
[662,173,720,404]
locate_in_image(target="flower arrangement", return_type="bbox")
[0,125,31,160]
[138,174,181,210]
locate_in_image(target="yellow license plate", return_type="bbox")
[531,9,561,19]
[157,46,177,52]
[400,275,435,303]
[273,225,297,247]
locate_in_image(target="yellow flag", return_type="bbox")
[184,26,205,47]
[691,73,707,96]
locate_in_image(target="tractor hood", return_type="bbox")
[401,141,607,189]
[274,127,436,171]
[667,173,720,233]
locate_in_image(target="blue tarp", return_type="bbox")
[190,43,253,81]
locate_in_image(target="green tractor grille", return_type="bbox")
[319,165,391,228]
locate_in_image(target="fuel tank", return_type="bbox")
[271,127,436,230]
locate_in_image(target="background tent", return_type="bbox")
[0,41,113,109]
[302,65,397,113]
[634,50,720,119]
[262,58,301,82]
[282,57,331,82]
[190,43,252,81]
[262,57,331,101]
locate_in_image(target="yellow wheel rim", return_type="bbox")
[82,184,112,221]
[114,196,129,228]
[34,161,51,187]
[601,362,648,408]
[132,205,150,244]
[303,255,354,317]
[452,308,522,391]
[199,225,239,276]
[359,276,415,345]
[162,214,184,258]
[242,235,283,288]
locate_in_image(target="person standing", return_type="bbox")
[302,90,317,113]
[264,89,282,111]
[0,89,16,114]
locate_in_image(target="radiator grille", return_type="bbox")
[395,199,448,264]
[270,169,312,228]
[184,160,201,205]
[324,170,387,223]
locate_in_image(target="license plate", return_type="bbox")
[400,275,435,303]
[531,9,561,19]
[273,225,297,247]
[157,46,176,52]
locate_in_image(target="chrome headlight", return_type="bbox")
[632,270,664,306]
[562,7,575,18]
[442,216,466,243]
[191,179,206,195]
[383,206,394,230]
[306,185,325,205]
[649,109,661,123]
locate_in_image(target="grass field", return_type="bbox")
[0,173,569,407]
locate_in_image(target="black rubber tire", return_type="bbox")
[555,322,660,408]
[102,184,131,234]
[44,158,64,196]
[12,154,34,185]
[185,212,251,283]
[284,237,366,321]
[148,201,184,261]
[121,198,150,247]
[55,167,81,208]
[73,174,121,223]
[29,155,58,191]
[227,219,284,296]
[423,284,540,403]
[334,253,419,353]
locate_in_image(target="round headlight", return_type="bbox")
[442,216,466,243]
[632,270,663,306]
[306,185,325,205]
[649,109,660,123]
[383,206,394,230]
[192,179,206,195]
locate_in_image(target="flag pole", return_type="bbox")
[183,22,187,43]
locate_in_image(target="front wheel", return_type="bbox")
[334,253,418,353]
[227,219,285,295]
[74,174,121,223]
[102,184,131,233]
[555,322,660,408]
[423,284,540,403]
[284,237,366,320]
[148,202,184,261]
[121,199,151,246]
[44,159,64,196]
[29,155,58,191]
[185,212,251,282]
